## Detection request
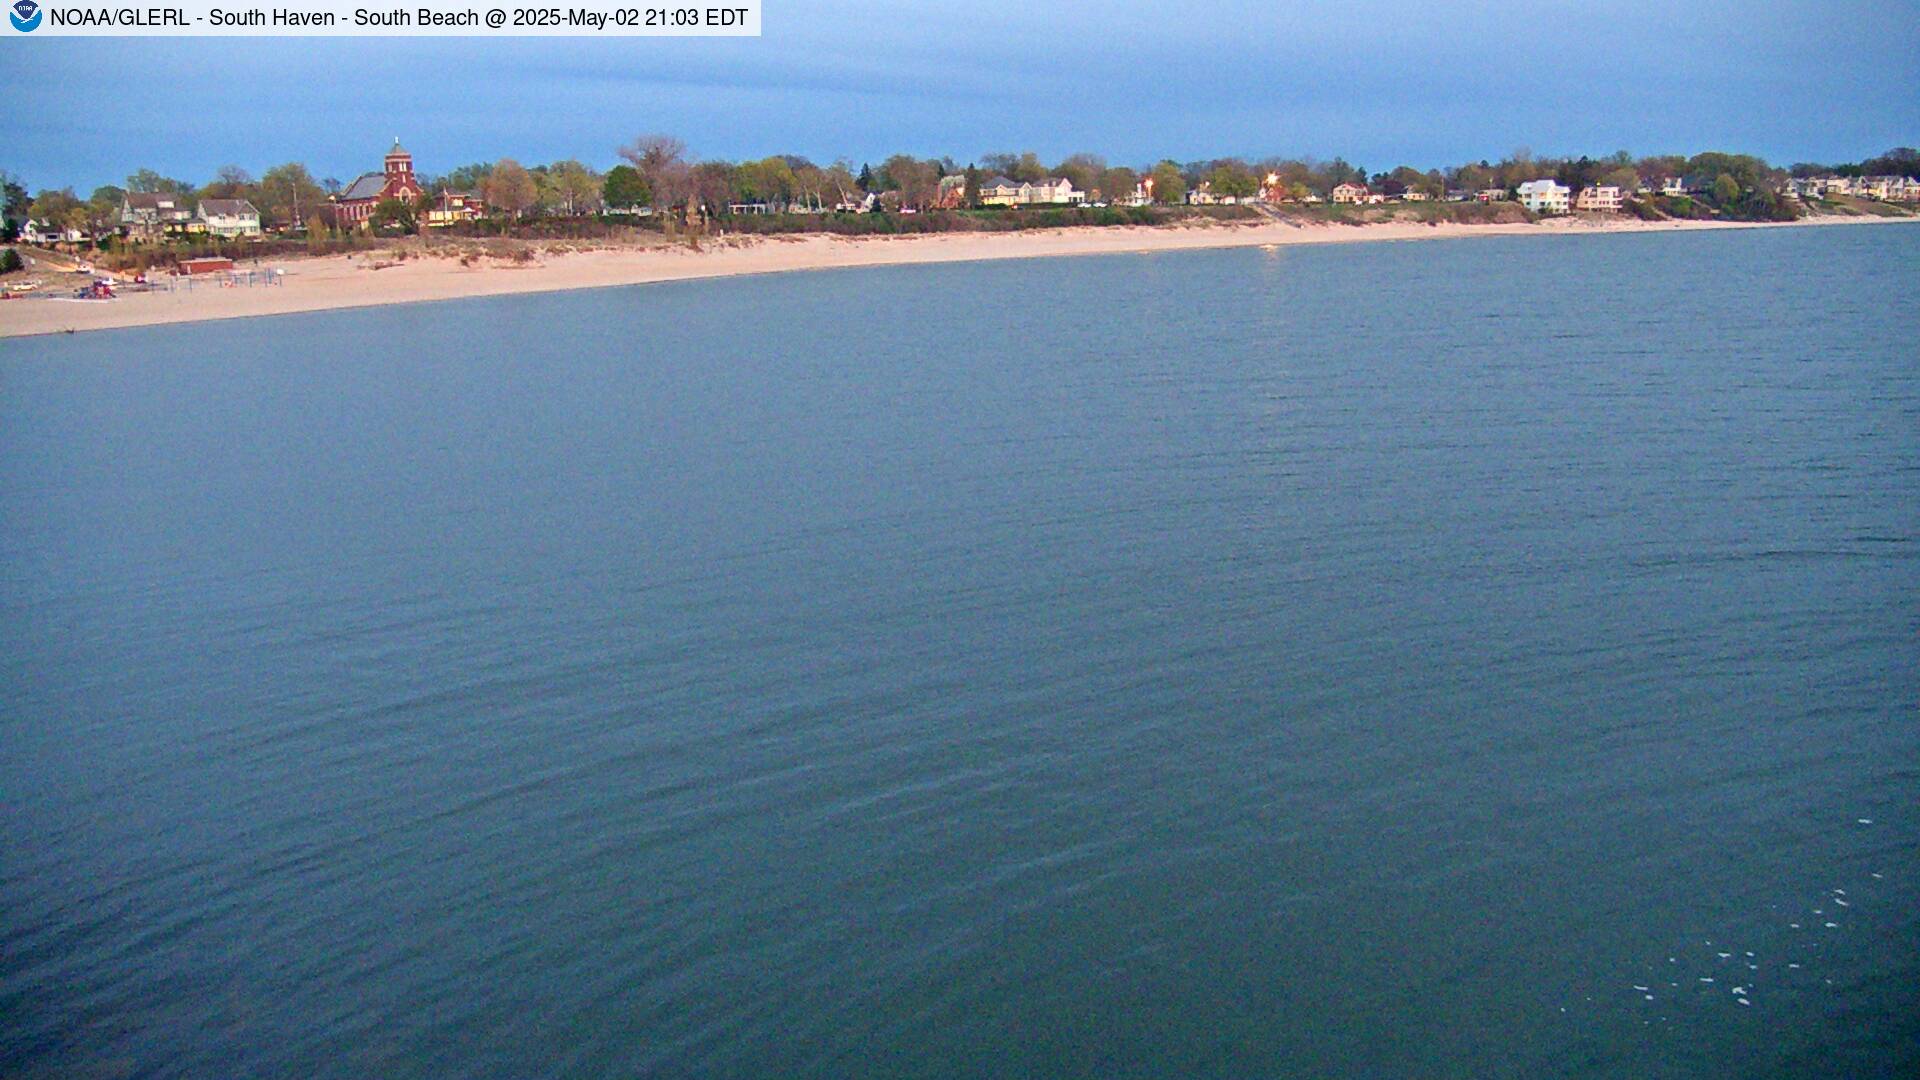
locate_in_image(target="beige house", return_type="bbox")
[1574,185,1622,212]
[1331,183,1368,204]
[979,175,1084,207]
[1517,179,1571,214]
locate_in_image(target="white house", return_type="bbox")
[1517,179,1571,214]
[1856,176,1917,201]
[22,219,87,244]
[1574,185,1622,212]
[196,198,263,237]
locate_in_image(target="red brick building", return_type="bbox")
[331,140,425,229]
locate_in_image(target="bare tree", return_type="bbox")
[619,134,691,210]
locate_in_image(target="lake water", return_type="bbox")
[2,224,1917,1078]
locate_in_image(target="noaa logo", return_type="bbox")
[10,0,41,30]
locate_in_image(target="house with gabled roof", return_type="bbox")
[121,192,195,238]
[197,198,262,237]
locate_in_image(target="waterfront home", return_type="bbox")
[1855,175,1917,201]
[1331,183,1368,204]
[1187,181,1221,205]
[1475,188,1508,202]
[979,176,1023,206]
[1574,185,1622,212]
[935,174,968,208]
[1659,176,1686,197]
[120,192,195,238]
[1020,177,1084,205]
[1398,190,1431,202]
[1517,179,1571,214]
[196,198,262,237]
[331,139,427,230]
[1788,177,1827,199]
[980,176,1085,207]
[427,189,486,226]
[21,219,87,244]
[1119,181,1152,207]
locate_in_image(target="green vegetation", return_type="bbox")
[9,142,1913,251]
[1,247,23,274]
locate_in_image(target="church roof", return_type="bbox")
[386,139,410,157]
[338,172,389,201]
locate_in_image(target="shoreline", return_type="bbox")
[4,213,1915,340]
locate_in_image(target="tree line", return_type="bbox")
[4,143,1915,240]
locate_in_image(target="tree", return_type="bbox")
[732,157,797,209]
[29,188,84,232]
[618,134,690,210]
[546,160,602,215]
[1149,161,1186,204]
[484,159,537,219]
[370,196,419,234]
[688,161,733,217]
[603,165,651,211]
[1055,153,1105,195]
[1711,173,1741,203]
[1858,146,1920,179]
[982,151,1046,182]
[125,168,191,195]
[856,163,876,192]
[1,247,23,274]
[85,186,125,235]
[1600,166,1640,192]
[305,214,333,253]
[1097,166,1138,203]
[201,164,255,200]
[1207,163,1259,200]
[258,163,326,230]
[439,162,494,193]
[0,170,28,231]
[882,155,938,209]
[824,162,859,208]
[963,164,983,208]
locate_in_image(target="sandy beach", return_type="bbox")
[3,213,1914,340]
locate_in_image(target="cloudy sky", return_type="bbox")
[4,0,1917,190]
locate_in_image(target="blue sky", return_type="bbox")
[4,0,1917,191]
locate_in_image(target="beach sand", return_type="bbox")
[3,213,1914,339]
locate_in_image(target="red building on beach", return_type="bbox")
[331,140,425,229]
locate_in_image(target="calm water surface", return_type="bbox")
[3,225,1917,1078]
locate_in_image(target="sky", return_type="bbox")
[3,0,1917,191]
